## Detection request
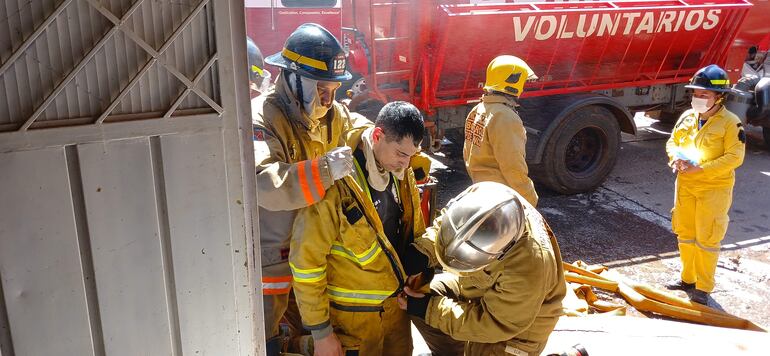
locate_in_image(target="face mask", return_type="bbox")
[303,89,331,120]
[691,97,711,114]
[288,73,331,120]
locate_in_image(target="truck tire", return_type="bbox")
[534,106,620,194]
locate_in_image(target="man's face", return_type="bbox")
[317,80,341,107]
[372,127,421,172]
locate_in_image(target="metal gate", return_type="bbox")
[0,0,261,355]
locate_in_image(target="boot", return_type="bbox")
[664,279,695,291]
[690,289,709,305]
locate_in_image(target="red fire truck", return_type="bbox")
[246,0,770,194]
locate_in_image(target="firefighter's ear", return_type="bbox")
[372,126,384,144]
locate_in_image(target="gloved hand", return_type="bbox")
[324,146,354,181]
[398,286,429,319]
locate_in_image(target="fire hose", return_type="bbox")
[563,261,766,332]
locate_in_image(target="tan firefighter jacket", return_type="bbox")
[666,106,745,190]
[289,126,427,338]
[413,200,566,352]
[463,93,538,206]
[253,74,369,267]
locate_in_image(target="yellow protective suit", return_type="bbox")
[289,130,426,356]
[253,74,370,346]
[666,106,745,293]
[413,199,566,356]
[463,93,538,206]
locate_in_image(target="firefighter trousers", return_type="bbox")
[411,273,548,356]
[410,273,466,356]
[672,182,733,293]
[328,297,412,355]
[262,262,304,355]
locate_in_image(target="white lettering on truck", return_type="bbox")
[513,10,721,41]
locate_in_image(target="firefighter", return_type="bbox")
[463,55,539,206]
[400,181,566,356]
[247,36,272,96]
[665,64,746,305]
[253,23,369,355]
[289,101,426,356]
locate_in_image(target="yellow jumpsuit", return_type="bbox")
[413,198,566,356]
[463,93,538,206]
[253,74,369,348]
[666,106,745,293]
[289,127,426,355]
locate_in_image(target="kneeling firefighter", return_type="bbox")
[401,181,567,356]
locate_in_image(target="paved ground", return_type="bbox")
[417,114,770,354]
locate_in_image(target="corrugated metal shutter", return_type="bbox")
[0,0,261,355]
[0,0,225,130]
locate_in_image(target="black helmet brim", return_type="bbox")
[265,52,352,82]
[684,84,732,93]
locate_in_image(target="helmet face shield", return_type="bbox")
[247,36,271,93]
[436,182,526,274]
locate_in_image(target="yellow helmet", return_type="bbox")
[483,55,537,97]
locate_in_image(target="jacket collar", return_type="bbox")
[344,123,370,150]
[481,93,519,108]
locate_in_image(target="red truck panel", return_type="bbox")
[245,1,342,74]
[426,0,752,109]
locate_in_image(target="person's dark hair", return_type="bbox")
[375,101,425,146]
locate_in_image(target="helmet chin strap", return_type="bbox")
[282,71,301,104]
[295,73,303,107]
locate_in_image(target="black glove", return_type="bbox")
[406,295,430,319]
[403,243,431,276]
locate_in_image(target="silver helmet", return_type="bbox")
[436,182,526,274]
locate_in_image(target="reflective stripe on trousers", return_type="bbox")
[262,275,292,295]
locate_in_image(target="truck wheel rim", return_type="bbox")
[565,127,604,176]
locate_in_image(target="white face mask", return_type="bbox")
[691,97,711,114]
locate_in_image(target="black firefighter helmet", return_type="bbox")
[265,23,352,82]
[685,64,732,93]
